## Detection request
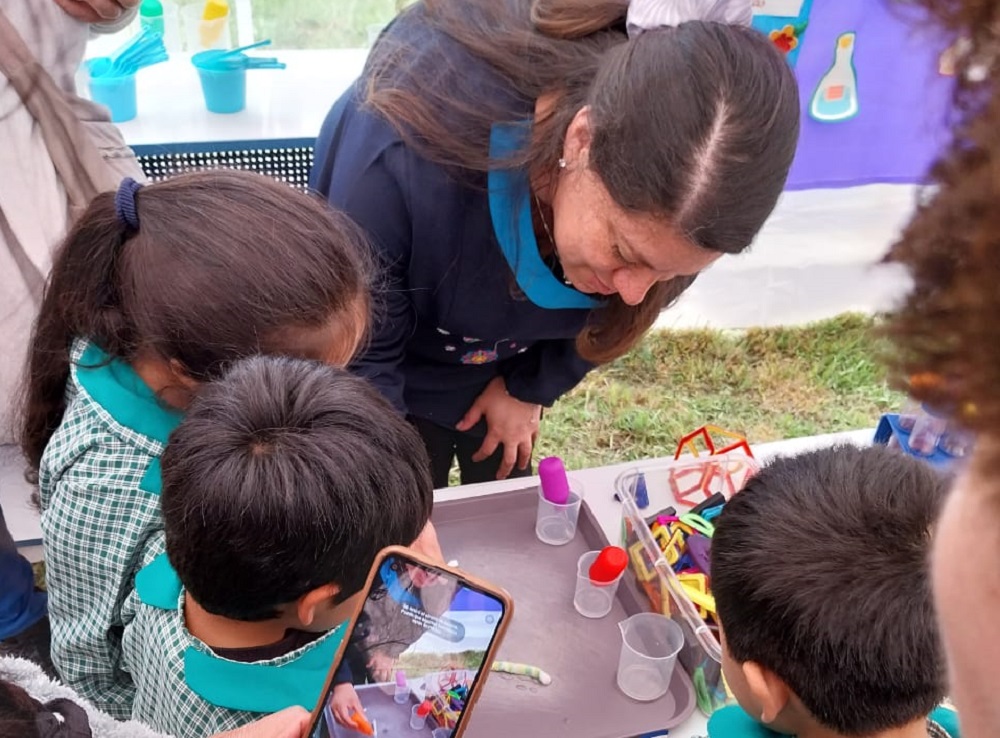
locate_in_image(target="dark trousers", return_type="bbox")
[409,416,533,488]
[0,504,46,640]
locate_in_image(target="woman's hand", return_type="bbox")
[54,0,139,23]
[367,650,398,683]
[411,519,445,565]
[456,377,541,480]
[212,707,310,738]
[329,684,366,728]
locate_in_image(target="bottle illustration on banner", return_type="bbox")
[810,32,859,123]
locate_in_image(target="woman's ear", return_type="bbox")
[742,660,791,725]
[562,105,593,168]
[296,584,341,627]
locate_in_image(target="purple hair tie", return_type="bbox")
[114,177,144,232]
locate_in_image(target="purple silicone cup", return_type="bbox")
[539,456,571,505]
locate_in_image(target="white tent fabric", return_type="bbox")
[658,184,916,329]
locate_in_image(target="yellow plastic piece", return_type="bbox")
[652,523,671,550]
[199,0,228,48]
[671,521,695,537]
[202,0,228,20]
[678,572,707,590]
[629,541,657,582]
[680,581,716,616]
[678,573,714,617]
[664,543,680,566]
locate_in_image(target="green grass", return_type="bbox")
[531,313,901,472]
[246,0,415,49]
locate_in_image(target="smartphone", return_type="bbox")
[304,546,513,738]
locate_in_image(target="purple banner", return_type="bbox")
[784,1,954,190]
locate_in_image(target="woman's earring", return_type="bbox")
[558,158,567,169]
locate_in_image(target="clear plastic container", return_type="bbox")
[573,550,623,619]
[939,423,975,458]
[897,397,921,432]
[535,481,583,545]
[909,406,948,456]
[616,613,684,702]
[615,454,758,716]
[394,670,408,704]
[410,703,429,730]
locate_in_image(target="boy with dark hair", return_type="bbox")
[120,356,435,738]
[709,444,959,738]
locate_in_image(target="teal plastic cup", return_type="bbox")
[87,58,137,123]
[192,51,246,114]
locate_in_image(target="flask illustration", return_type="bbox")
[810,32,859,123]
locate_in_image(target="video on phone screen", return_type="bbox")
[310,554,505,738]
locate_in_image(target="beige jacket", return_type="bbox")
[0,0,143,443]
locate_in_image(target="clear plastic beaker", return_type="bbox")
[616,613,684,702]
[535,482,583,545]
[573,550,623,618]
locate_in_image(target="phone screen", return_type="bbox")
[308,553,507,738]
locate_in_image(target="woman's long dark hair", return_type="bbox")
[365,0,799,363]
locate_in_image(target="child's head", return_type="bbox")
[21,170,371,472]
[711,445,948,737]
[160,355,433,630]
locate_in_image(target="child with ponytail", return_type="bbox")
[20,170,372,717]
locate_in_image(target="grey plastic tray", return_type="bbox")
[433,486,697,738]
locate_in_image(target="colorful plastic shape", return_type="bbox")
[687,534,713,575]
[634,471,650,509]
[674,425,754,460]
[629,541,657,582]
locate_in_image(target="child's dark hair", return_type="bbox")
[712,445,948,736]
[20,170,372,478]
[160,355,434,621]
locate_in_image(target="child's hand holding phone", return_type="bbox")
[303,546,512,738]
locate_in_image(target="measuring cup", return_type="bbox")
[616,613,684,702]
[535,481,583,545]
[573,550,624,618]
